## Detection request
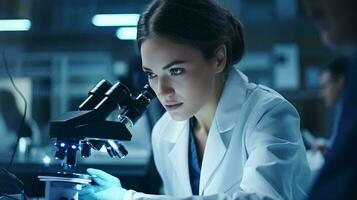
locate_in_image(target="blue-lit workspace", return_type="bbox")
[1,0,356,199]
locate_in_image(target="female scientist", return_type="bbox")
[80,0,311,199]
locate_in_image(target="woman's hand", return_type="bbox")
[79,168,127,200]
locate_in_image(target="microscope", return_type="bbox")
[38,80,156,200]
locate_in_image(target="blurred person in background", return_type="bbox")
[318,57,348,148]
[79,0,311,199]
[306,57,348,154]
[320,58,347,109]
[304,0,357,198]
[304,57,348,178]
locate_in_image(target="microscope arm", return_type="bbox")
[49,110,132,141]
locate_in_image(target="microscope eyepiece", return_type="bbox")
[118,84,156,127]
[141,84,156,102]
[94,82,131,119]
[78,80,112,110]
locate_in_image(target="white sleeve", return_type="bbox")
[240,100,310,199]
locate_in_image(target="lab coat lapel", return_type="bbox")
[167,120,192,196]
[199,67,248,194]
[199,120,227,195]
[216,66,248,133]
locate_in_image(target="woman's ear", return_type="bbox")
[214,44,227,74]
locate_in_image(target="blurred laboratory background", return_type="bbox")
[0,0,339,198]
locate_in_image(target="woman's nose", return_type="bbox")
[157,77,174,97]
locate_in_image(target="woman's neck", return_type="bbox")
[194,77,224,136]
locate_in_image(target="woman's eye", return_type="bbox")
[170,68,185,76]
[144,71,157,79]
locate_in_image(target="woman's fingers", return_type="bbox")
[87,168,120,185]
[79,185,105,196]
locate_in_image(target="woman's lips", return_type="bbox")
[164,102,183,111]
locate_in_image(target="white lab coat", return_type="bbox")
[124,67,311,200]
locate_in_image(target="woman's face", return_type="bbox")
[320,70,344,106]
[140,37,221,121]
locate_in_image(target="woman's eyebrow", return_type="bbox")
[142,67,152,72]
[142,60,187,71]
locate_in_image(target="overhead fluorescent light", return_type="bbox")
[92,14,140,27]
[116,27,137,40]
[0,19,31,31]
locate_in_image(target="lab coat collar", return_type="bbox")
[215,66,248,133]
[167,67,248,195]
[167,120,193,196]
[161,118,187,143]
[199,118,227,195]
[167,118,229,196]
[199,67,248,194]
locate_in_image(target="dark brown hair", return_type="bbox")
[137,0,245,70]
